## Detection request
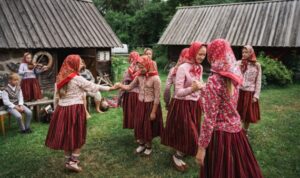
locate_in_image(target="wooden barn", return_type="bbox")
[158,0,300,73]
[0,0,122,92]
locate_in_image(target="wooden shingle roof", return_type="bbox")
[0,0,122,49]
[158,0,300,47]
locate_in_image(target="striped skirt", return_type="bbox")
[21,78,42,101]
[237,90,261,123]
[134,100,164,143]
[161,98,202,156]
[45,104,86,151]
[200,130,263,178]
[122,92,139,129]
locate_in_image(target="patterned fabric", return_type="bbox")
[137,55,158,77]
[207,39,243,85]
[58,76,110,106]
[128,51,140,80]
[241,45,257,73]
[186,42,204,78]
[4,85,21,105]
[174,63,203,101]
[127,75,161,104]
[237,60,262,98]
[198,74,242,148]
[171,48,189,76]
[56,55,81,89]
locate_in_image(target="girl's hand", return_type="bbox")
[195,147,206,166]
[150,112,156,121]
[252,97,258,103]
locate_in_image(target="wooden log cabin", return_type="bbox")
[158,0,300,78]
[0,0,122,92]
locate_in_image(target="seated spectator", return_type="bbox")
[2,73,32,134]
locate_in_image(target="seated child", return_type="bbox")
[2,73,33,134]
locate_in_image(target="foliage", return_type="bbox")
[111,55,129,83]
[258,53,293,86]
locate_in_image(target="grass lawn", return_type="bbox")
[0,73,299,178]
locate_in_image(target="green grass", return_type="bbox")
[0,73,299,178]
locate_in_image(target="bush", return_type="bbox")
[257,53,293,86]
[111,56,129,83]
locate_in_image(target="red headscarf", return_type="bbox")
[172,48,189,76]
[137,55,158,77]
[241,45,257,73]
[56,55,81,89]
[22,52,31,63]
[186,42,204,77]
[128,51,140,79]
[207,39,243,85]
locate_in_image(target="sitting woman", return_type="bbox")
[79,61,103,117]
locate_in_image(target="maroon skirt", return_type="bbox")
[134,100,164,143]
[122,92,139,129]
[200,130,263,178]
[161,98,202,156]
[45,104,86,151]
[237,90,261,123]
[21,78,42,101]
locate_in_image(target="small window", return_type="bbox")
[97,51,110,61]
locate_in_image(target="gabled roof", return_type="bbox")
[158,0,300,47]
[0,0,122,49]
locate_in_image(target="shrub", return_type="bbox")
[111,56,129,83]
[257,53,293,86]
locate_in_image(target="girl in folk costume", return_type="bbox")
[120,51,140,129]
[237,45,262,133]
[118,55,163,156]
[144,48,158,71]
[45,55,119,172]
[161,42,206,172]
[163,48,189,110]
[196,39,263,178]
[18,52,48,101]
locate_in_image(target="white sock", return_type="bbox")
[173,155,182,166]
[136,145,145,153]
[144,148,152,155]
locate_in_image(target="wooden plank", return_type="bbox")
[0,2,18,48]
[8,0,35,48]
[20,0,50,48]
[34,0,64,47]
[47,0,79,47]
[2,0,26,48]
[68,0,98,47]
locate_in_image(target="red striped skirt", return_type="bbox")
[134,100,164,143]
[200,130,263,178]
[237,90,261,123]
[45,104,86,151]
[161,98,202,156]
[21,78,42,101]
[122,92,139,129]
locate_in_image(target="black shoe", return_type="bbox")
[25,128,32,134]
[20,130,26,134]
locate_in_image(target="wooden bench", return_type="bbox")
[25,99,53,122]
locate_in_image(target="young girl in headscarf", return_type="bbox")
[45,55,119,172]
[163,48,189,110]
[196,39,263,178]
[161,42,206,172]
[118,55,163,156]
[18,52,48,101]
[144,48,158,71]
[237,45,262,133]
[120,51,140,129]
